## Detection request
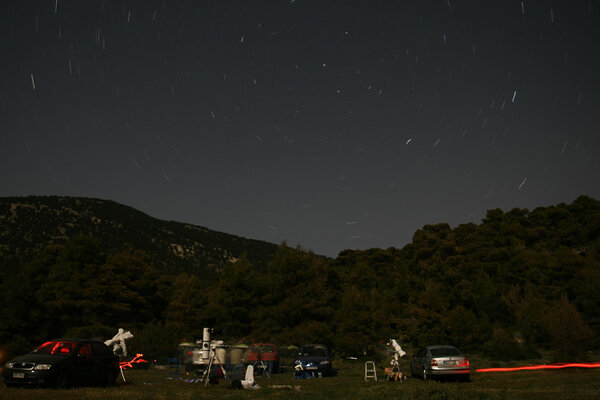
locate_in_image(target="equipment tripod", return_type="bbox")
[202,349,230,387]
[252,351,271,379]
[387,359,403,381]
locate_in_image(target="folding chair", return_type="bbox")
[168,357,180,376]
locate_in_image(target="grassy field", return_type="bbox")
[2,359,600,400]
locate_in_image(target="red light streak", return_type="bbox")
[476,362,600,373]
[51,342,61,354]
[120,353,149,369]
[39,340,75,355]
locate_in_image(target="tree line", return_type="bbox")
[0,195,598,362]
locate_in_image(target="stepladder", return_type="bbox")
[364,361,377,381]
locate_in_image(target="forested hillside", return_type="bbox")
[0,196,278,275]
[0,195,598,363]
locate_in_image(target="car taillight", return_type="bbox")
[431,359,438,366]
[464,359,470,366]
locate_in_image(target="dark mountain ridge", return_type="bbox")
[0,196,279,274]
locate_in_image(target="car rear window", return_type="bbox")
[300,346,327,356]
[92,342,111,357]
[430,347,462,357]
[251,345,275,353]
[34,341,77,355]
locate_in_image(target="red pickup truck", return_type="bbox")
[245,343,279,374]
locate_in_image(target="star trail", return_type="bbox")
[1,1,598,256]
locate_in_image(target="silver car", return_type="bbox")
[410,345,470,381]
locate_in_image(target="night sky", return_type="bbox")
[1,1,599,257]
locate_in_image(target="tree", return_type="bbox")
[37,238,159,339]
[37,237,107,337]
[542,294,594,360]
[164,273,213,339]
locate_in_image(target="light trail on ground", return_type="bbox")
[476,362,600,373]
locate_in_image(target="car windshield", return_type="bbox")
[430,347,462,357]
[300,346,328,357]
[33,341,77,355]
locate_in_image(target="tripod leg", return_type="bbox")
[204,354,214,387]
[214,354,229,381]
